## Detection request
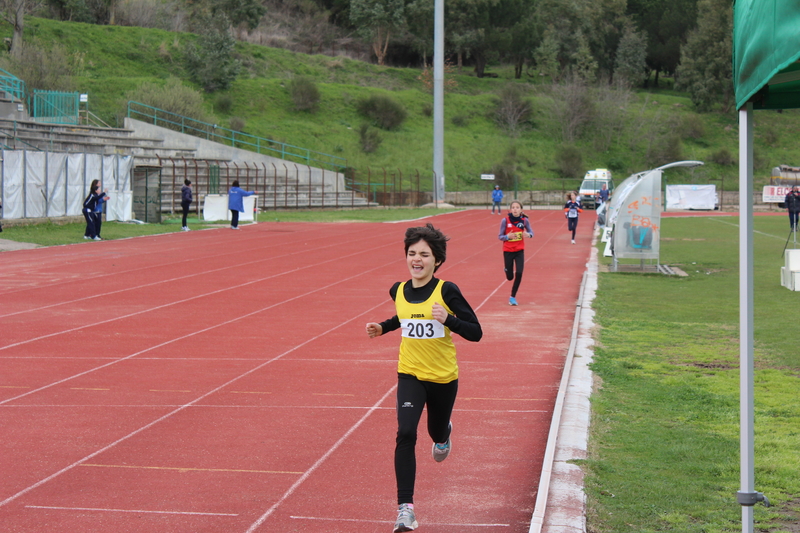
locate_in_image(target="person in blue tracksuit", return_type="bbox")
[228,180,254,229]
[94,191,109,239]
[491,185,504,214]
[181,179,193,231]
[83,180,108,241]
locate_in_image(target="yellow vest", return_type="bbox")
[396,280,458,383]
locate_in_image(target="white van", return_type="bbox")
[578,169,614,209]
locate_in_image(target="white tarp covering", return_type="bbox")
[0,150,134,222]
[203,194,257,222]
[666,184,717,210]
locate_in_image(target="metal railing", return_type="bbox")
[0,68,25,102]
[30,90,80,124]
[128,101,347,171]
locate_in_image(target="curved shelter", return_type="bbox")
[605,161,702,270]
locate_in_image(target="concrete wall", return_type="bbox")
[124,117,346,192]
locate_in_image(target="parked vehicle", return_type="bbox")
[578,169,614,209]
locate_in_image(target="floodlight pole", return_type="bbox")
[432,0,445,202]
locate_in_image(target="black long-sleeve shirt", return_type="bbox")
[378,276,482,342]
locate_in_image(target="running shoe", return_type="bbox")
[432,422,452,462]
[93,236,102,241]
[393,504,418,532]
[509,296,518,306]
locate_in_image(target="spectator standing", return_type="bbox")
[93,190,110,240]
[596,183,610,206]
[785,186,800,232]
[228,180,254,230]
[491,185,504,214]
[181,179,193,231]
[82,179,108,241]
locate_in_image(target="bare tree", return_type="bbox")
[0,0,34,59]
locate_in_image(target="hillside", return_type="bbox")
[6,16,800,192]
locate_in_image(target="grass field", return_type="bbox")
[587,215,800,533]
[2,212,799,532]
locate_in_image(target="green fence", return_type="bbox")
[30,90,80,125]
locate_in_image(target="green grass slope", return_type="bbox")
[8,16,800,192]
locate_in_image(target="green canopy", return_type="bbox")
[734,0,800,110]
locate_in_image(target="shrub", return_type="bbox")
[0,40,81,92]
[451,115,469,127]
[356,94,407,130]
[493,84,532,137]
[288,77,320,112]
[680,114,706,140]
[491,160,517,191]
[549,75,596,143]
[763,128,779,147]
[422,103,433,117]
[215,94,233,114]
[649,134,683,167]
[126,77,213,124]
[229,116,246,131]
[711,149,734,166]
[554,144,584,179]
[359,123,382,153]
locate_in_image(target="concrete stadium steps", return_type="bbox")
[0,118,196,159]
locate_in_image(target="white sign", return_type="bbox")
[763,185,793,203]
[481,174,495,180]
[79,94,88,102]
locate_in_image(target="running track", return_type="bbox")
[0,209,593,533]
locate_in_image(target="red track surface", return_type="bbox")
[0,209,593,533]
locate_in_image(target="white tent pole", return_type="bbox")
[738,102,755,533]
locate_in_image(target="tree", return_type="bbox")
[349,0,405,65]
[572,30,598,82]
[627,0,698,85]
[215,0,266,31]
[533,25,561,81]
[184,15,241,92]
[614,25,647,87]
[446,0,498,77]
[0,0,36,57]
[675,0,733,112]
[403,0,434,66]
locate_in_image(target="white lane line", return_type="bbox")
[245,385,397,533]
[0,300,389,509]
[0,228,374,316]
[0,242,396,351]
[26,505,237,517]
[0,260,396,406]
[290,515,510,527]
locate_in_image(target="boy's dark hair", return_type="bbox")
[404,223,449,272]
[232,180,240,187]
[184,179,191,186]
